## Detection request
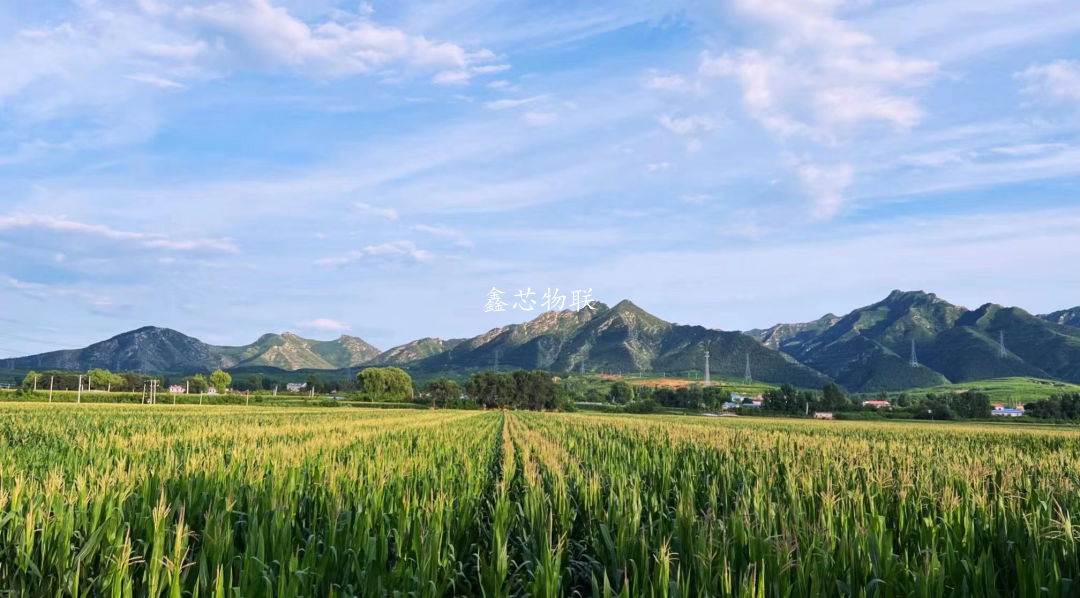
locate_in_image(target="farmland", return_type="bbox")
[0,405,1078,596]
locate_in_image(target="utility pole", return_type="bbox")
[186,380,190,395]
[704,347,711,387]
[32,374,37,393]
[49,376,54,403]
[77,375,83,404]
[142,383,147,404]
[87,371,92,392]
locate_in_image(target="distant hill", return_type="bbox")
[412,300,830,388]
[214,332,380,370]
[1041,307,1080,329]
[10,327,225,373]
[10,328,380,373]
[368,337,466,365]
[10,292,1080,391]
[744,290,1080,392]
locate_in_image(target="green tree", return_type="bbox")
[424,378,461,407]
[210,370,232,393]
[187,374,209,394]
[306,374,321,394]
[22,371,41,392]
[88,369,123,391]
[763,383,801,413]
[821,382,848,411]
[608,381,635,405]
[357,367,414,401]
[248,375,264,392]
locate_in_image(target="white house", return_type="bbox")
[286,382,307,392]
[168,385,186,394]
[206,387,219,395]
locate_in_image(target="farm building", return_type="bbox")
[168,385,186,394]
[862,400,892,409]
[992,406,1024,417]
[286,382,307,392]
[813,412,834,419]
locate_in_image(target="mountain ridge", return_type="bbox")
[9,292,1080,393]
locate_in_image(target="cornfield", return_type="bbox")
[0,404,1078,597]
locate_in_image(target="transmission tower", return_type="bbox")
[580,359,585,374]
[910,339,918,368]
[999,331,1006,358]
[493,350,500,373]
[744,353,752,385]
[704,347,711,387]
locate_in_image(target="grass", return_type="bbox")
[0,403,1078,596]
[899,376,1080,403]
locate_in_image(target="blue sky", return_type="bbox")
[2,0,1080,356]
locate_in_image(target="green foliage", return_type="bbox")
[21,371,41,391]
[187,374,209,393]
[1024,393,1080,421]
[607,380,634,404]
[423,378,462,407]
[356,367,414,401]
[209,369,232,392]
[88,368,125,391]
[464,370,564,411]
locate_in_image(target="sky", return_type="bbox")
[2,0,1080,357]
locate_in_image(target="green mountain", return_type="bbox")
[747,291,1080,392]
[413,300,829,387]
[745,313,840,350]
[1041,307,1080,329]
[214,332,380,370]
[10,327,227,373]
[369,337,466,365]
[12,329,381,373]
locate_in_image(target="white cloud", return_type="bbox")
[354,202,398,220]
[523,111,559,126]
[127,73,187,89]
[0,215,239,253]
[412,224,473,247]
[784,157,854,220]
[659,113,719,136]
[1017,60,1080,103]
[315,240,431,266]
[700,0,937,140]
[300,318,351,332]
[485,95,549,110]
[0,0,499,124]
[644,72,695,92]
[6,278,119,312]
[681,193,717,203]
[647,162,671,172]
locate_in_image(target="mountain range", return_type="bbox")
[8,291,1080,393]
[747,290,1080,392]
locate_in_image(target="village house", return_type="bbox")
[286,382,307,392]
[862,400,892,409]
[168,385,186,394]
[992,404,1025,417]
[813,412,834,420]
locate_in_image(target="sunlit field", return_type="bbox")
[0,404,1078,596]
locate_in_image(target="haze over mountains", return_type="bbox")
[9,291,1080,392]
